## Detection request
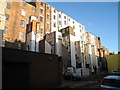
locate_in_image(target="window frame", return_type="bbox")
[40,16,44,22]
[54,10,56,13]
[47,14,50,19]
[53,23,56,28]
[6,3,11,10]
[21,10,26,16]
[64,21,66,25]
[47,23,50,29]
[40,27,44,34]
[20,20,25,27]
[47,6,50,9]
[22,2,26,7]
[32,7,35,11]
[40,2,44,6]
[53,15,56,19]
[19,31,24,40]
[5,14,9,22]
[3,26,8,35]
[40,8,44,14]
[64,16,66,19]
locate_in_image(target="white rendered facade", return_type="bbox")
[50,6,95,75]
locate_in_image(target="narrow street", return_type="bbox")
[60,74,104,89]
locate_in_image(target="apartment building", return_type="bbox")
[2,0,108,76]
[3,0,36,49]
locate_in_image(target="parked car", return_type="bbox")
[100,75,120,89]
[64,72,72,80]
[71,73,81,81]
[112,70,120,74]
[64,72,81,81]
[100,72,108,77]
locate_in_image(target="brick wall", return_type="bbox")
[2,47,62,89]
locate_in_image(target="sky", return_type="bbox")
[26,0,118,54]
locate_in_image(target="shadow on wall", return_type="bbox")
[2,47,63,89]
[98,57,108,73]
[4,39,26,50]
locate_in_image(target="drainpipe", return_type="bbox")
[0,30,2,90]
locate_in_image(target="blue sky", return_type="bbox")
[26,0,118,53]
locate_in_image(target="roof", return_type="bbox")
[104,75,120,80]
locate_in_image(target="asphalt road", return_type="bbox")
[75,81,101,89]
[61,75,104,89]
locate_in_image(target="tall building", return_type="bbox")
[3,0,36,49]
[2,0,109,76]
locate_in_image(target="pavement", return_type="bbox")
[60,74,104,88]
[60,80,98,88]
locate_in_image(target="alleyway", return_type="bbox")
[60,74,104,89]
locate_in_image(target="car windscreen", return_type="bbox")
[102,79,120,88]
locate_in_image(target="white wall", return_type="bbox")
[70,35,76,68]
[61,13,68,29]
[51,7,58,32]
[45,40,51,54]
[55,31,62,56]
[50,5,100,76]
[30,16,37,22]
[27,31,40,52]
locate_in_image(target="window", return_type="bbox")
[83,33,84,36]
[74,42,76,45]
[3,27,8,35]
[40,3,44,6]
[5,14,9,22]
[86,64,89,68]
[79,25,81,28]
[54,10,56,13]
[21,10,26,16]
[73,26,75,29]
[32,7,35,10]
[59,14,61,18]
[64,21,66,25]
[76,63,82,68]
[73,21,74,24]
[0,16,1,23]
[22,2,26,7]
[47,14,50,19]
[19,31,24,40]
[54,23,56,27]
[20,20,25,27]
[47,23,50,29]
[40,28,43,34]
[37,25,40,31]
[80,29,82,32]
[40,8,44,13]
[40,16,43,22]
[59,21,61,25]
[47,6,49,9]
[6,3,11,10]
[64,16,66,19]
[81,36,83,39]
[62,29,65,33]
[53,15,56,19]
